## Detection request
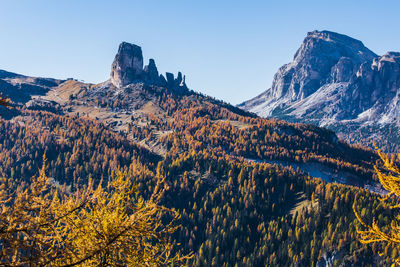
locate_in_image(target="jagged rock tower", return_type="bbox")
[110,42,144,88]
[110,41,188,91]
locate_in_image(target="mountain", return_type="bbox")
[0,41,393,266]
[239,30,400,152]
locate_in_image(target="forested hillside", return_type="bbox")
[0,42,395,266]
[0,94,393,266]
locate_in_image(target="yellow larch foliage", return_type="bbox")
[0,95,8,108]
[354,148,400,264]
[0,155,191,266]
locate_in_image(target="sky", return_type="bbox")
[1,1,399,105]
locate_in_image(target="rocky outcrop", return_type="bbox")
[239,30,400,120]
[110,42,144,88]
[110,42,188,91]
[343,52,400,121]
[143,59,159,84]
[239,30,400,151]
[269,30,376,102]
[165,72,187,91]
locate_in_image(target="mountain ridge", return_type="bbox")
[239,30,400,152]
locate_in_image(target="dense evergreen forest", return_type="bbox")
[0,85,397,266]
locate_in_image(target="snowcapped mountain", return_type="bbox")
[239,30,400,152]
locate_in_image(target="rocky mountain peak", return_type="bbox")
[109,42,188,91]
[110,42,144,88]
[304,30,367,49]
[143,58,160,84]
[300,31,375,57]
[268,30,377,102]
[351,51,400,110]
[372,52,400,70]
[240,30,400,151]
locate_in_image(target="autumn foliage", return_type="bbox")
[0,156,189,266]
[0,95,8,108]
[354,149,400,263]
[0,88,393,265]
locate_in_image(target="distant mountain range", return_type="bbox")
[239,30,400,152]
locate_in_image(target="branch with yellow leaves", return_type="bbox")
[0,155,192,266]
[50,171,192,266]
[353,146,400,263]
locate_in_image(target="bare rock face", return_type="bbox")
[110,42,188,91]
[269,30,377,101]
[110,42,144,88]
[165,72,187,91]
[240,30,381,117]
[357,52,400,97]
[344,52,400,118]
[143,59,159,84]
[329,57,355,83]
[165,72,175,87]
[239,30,400,151]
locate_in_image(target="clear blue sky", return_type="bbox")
[1,0,399,104]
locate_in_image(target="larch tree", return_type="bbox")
[0,156,191,266]
[0,94,8,108]
[354,148,400,263]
